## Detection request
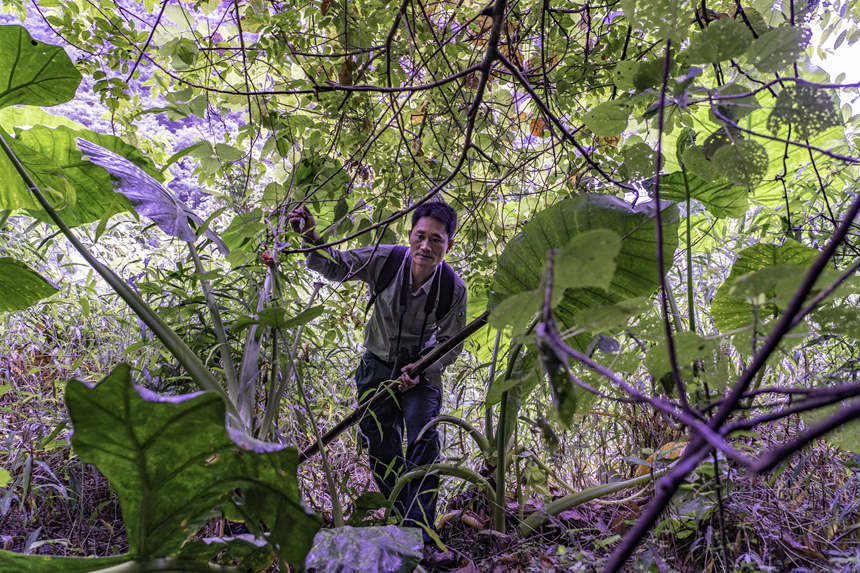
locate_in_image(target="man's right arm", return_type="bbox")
[306,245,382,283]
[290,206,390,284]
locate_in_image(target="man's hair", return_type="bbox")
[411,201,457,238]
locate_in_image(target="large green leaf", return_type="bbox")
[711,140,768,188]
[711,240,819,332]
[746,26,811,73]
[0,129,75,214]
[621,0,691,41]
[0,257,58,311]
[0,26,81,109]
[489,229,622,333]
[0,106,87,132]
[766,84,841,140]
[491,195,679,349]
[645,331,720,381]
[65,364,320,565]
[582,100,633,137]
[15,126,142,225]
[659,171,748,218]
[76,139,227,252]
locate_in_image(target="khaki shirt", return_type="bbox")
[307,244,468,386]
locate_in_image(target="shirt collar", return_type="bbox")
[404,255,440,296]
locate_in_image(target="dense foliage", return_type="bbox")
[0,0,859,571]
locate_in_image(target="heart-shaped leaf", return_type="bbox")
[76,138,228,253]
[767,84,841,140]
[711,240,819,332]
[66,364,321,564]
[0,26,81,109]
[492,194,679,350]
[659,170,748,218]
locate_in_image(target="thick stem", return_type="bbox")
[484,328,503,443]
[188,242,241,422]
[295,360,344,527]
[681,166,696,333]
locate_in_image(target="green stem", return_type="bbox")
[385,463,494,521]
[0,209,10,228]
[0,131,232,414]
[188,241,241,422]
[259,282,321,438]
[484,328,503,444]
[664,280,684,334]
[295,359,344,527]
[681,166,696,333]
[414,415,491,454]
[519,465,672,535]
[493,342,524,532]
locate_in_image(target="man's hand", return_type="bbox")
[397,362,420,392]
[289,206,321,244]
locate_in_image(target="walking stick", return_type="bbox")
[298,310,490,463]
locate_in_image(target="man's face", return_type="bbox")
[409,216,452,277]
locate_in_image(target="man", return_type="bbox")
[290,201,467,560]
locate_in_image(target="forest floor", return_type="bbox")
[2,345,860,572]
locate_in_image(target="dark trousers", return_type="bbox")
[355,352,441,537]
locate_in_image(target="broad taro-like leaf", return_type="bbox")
[0,128,75,214]
[685,17,752,64]
[491,195,679,350]
[746,26,811,73]
[304,526,423,573]
[659,170,748,218]
[0,105,86,132]
[76,138,228,253]
[711,240,819,332]
[0,257,58,311]
[0,25,81,109]
[489,229,622,333]
[14,126,158,225]
[583,100,633,137]
[711,140,768,188]
[66,364,321,565]
[621,0,690,41]
[767,84,841,140]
